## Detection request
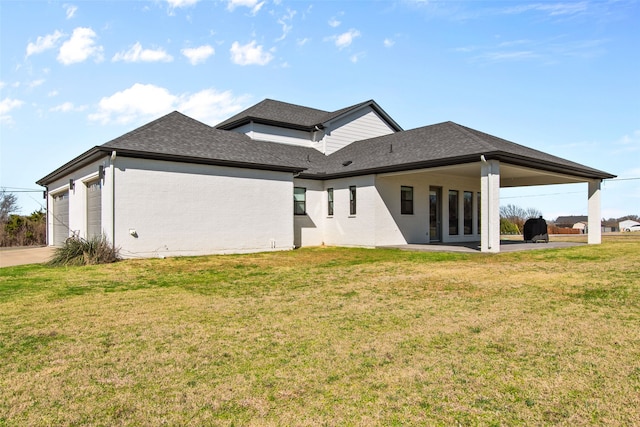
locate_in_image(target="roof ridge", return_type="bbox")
[103,111,210,147]
[446,121,499,152]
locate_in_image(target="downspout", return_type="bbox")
[111,151,116,252]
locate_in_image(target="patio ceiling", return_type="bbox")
[379,161,591,187]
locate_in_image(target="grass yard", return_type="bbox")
[1,235,639,426]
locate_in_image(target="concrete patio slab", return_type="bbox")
[380,240,585,253]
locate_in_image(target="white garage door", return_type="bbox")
[52,191,69,246]
[86,179,102,239]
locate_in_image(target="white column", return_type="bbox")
[481,159,501,253]
[588,179,602,245]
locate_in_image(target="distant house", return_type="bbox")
[620,219,640,232]
[554,215,588,229]
[36,98,615,257]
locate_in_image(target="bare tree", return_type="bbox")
[524,207,543,220]
[500,204,544,232]
[0,189,19,223]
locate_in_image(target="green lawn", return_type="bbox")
[1,235,639,426]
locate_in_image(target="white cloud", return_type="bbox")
[0,98,24,115]
[57,27,104,65]
[503,2,589,16]
[64,3,78,19]
[0,98,24,124]
[166,0,199,8]
[297,38,310,47]
[112,42,174,63]
[178,89,249,124]
[26,30,64,57]
[48,90,59,97]
[0,81,5,90]
[230,41,274,65]
[383,38,395,48]
[88,83,248,125]
[89,83,176,124]
[350,52,365,63]
[328,17,341,28]
[50,102,86,113]
[227,0,265,15]
[275,9,296,42]
[615,130,640,153]
[28,79,45,88]
[330,29,361,49]
[182,45,215,65]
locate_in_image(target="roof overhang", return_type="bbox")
[36,146,305,187]
[299,152,615,182]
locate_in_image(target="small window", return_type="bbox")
[294,187,306,215]
[464,191,473,235]
[401,186,414,215]
[349,186,357,215]
[327,188,334,216]
[449,190,459,235]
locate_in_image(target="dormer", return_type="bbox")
[216,99,402,155]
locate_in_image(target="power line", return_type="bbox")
[605,177,640,182]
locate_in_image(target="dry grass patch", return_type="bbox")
[1,235,639,425]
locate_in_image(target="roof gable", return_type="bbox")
[216,98,402,132]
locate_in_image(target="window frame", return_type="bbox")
[294,187,306,216]
[349,186,357,216]
[448,190,459,235]
[327,188,334,216]
[463,191,473,235]
[401,186,414,215]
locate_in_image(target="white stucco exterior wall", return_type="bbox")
[110,157,294,258]
[374,175,429,245]
[322,175,377,247]
[293,178,325,247]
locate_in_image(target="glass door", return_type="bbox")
[429,186,442,242]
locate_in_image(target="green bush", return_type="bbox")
[500,218,521,235]
[48,235,119,266]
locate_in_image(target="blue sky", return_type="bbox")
[1,0,638,220]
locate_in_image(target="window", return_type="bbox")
[448,190,459,235]
[477,192,481,234]
[401,186,414,215]
[349,186,357,215]
[327,188,334,216]
[464,191,473,235]
[294,187,306,215]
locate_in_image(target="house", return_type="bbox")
[620,219,640,232]
[554,215,589,229]
[36,99,615,257]
[554,215,618,233]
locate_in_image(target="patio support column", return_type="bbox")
[481,159,501,253]
[588,179,602,245]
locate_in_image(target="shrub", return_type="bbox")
[500,218,521,235]
[48,235,119,266]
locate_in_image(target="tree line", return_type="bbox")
[0,189,46,247]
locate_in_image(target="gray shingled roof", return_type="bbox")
[101,111,312,170]
[308,121,614,179]
[216,98,402,132]
[37,104,615,186]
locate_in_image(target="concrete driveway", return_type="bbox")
[0,246,55,268]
